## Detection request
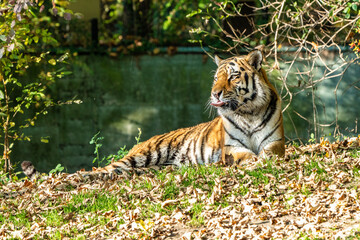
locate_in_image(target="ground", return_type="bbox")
[1,137,360,239]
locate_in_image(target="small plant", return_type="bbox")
[90,131,104,167]
[308,133,316,144]
[103,146,129,165]
[135,128,142,144]
[90,128,141,167]
[49,164,65,175]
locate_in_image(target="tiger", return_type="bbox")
[22,48,285,179]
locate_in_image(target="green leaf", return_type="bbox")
[352,3,358,11]
[186,9,202,18]
[33,36,39,43]
[61,71,72,75]
[49,164,64,174]
[0,35,6,42]
[48,59,56,65]
[0,90,4,100]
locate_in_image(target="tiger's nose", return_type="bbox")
[212,90,222,99]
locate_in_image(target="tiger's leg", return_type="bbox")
[223,146,256,165]
[259,139,285,159]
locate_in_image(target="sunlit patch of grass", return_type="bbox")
[189,202,205,226]
[49,230,63,240]
[162,176,180,200]
[43,209,64,227]
[244,158,285,186]
[246,169,270,186]
[232,184,249,197]
[177,165,227,188]
[63,192,119,214]
[353,167,360,177]
[0,209,31,229]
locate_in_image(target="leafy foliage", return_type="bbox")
[97,0,221,54]
[0,1,73,173]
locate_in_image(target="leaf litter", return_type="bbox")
[1,137,360,239]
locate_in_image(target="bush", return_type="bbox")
[0,0,73,174]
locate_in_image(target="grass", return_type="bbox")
[1,140,360,239]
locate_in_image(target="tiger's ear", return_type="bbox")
[214,55,222,66]
[246,50,263,71]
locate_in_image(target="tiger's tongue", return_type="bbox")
[211,101,225,107]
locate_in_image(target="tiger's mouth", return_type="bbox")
[211,98,249,112]
[210,100,226,107]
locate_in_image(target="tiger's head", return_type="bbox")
[210,49,274,115]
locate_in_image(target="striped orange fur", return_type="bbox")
[22,48,285,179]
[88,48,285,176]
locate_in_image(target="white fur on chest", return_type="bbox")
[222,106,281,155]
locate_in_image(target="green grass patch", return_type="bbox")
[189,202,205,226]
[63,191,119,214]
[0,210,31,229]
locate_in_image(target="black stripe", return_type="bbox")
[168,128,194,163]
[128,156,136,168]
[120,158,131,167]
[153,134,168,165]
[224,115,248,135]
[229,99,239,111]
[252,89,278,135]
[257,121,282,153]
[166,135,177,162]
[145,154,152,167]
[240,67,245,71]
[185,140,192,160]
[154,131,179,165]
[179,128,194,147]
[211,148,215,161]
[224,126,249,149]
[244,72,249,86]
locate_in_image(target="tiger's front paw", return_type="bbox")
[223,151,257,166]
